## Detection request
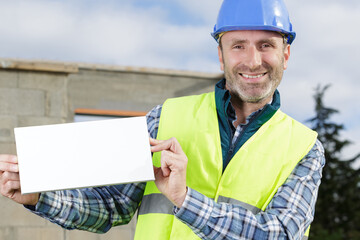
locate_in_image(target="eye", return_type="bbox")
[261,43,272,49]
[233,45,244,49]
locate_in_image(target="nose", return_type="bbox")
[245,46,262,70]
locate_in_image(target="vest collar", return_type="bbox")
[214,78,281,121]
[215,78,282,168]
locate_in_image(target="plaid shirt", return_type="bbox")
[30,104,325,240]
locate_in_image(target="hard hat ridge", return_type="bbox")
[212,0,296,44]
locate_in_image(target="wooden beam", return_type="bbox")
[0,58,78,73]
[75,108,147,117]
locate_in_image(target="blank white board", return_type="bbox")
[14,116,154,194]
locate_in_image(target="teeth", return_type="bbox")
[241,73,265,79]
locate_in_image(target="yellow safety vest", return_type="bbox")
[135,92,317,239]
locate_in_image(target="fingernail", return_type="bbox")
[12,156,18,163]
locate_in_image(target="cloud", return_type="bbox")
[0,0,219,71]
[173,0,222,24]
[288,0,360,84]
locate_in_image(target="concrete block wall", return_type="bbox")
[0,59,222,240]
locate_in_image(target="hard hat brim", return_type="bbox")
[211,25,296,44]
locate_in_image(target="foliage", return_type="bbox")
[307,85,360,240]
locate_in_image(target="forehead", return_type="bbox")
[221,30,283,43]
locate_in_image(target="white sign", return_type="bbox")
[14,117,154,194]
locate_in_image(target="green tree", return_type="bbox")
[307,85,360,240]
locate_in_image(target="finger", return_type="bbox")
[160,151,172,177]
[149,138,171,150]
[150,138,173,151]
[153,166,161,176]
[153,159,170,178]
[0,155,18,164]
[6,180,21,191]
[1,171,20,181]
[151,137,180,153]
[1,180,21,198]
[153,166,165,182]
[149,137,161,146]
[0,161,19,173]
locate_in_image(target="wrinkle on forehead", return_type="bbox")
[220,30,286,49]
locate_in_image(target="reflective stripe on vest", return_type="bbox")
[138,193,262,216]
[138,193,309,240]
[135,92,317,239]
[217,195,261,215]
[138,193,173,215]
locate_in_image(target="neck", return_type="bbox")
[230,95,271,127]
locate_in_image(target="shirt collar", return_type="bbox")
[215,78,281,128]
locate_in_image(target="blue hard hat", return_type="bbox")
[212,0,296,44]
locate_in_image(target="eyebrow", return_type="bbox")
[258,38,279,46]
[229,37,281,47]
[229,39,248,46]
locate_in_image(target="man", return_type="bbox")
[0,0,324,239]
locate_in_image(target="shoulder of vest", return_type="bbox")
[164,92,214,104]
[273,110,318,148]
[162,92,215,115]
[277,110,316,133]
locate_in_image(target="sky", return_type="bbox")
[0,0,359,166]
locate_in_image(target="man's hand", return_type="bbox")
[150,138,188,208]
[0,154,39,206]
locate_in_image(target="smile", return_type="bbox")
[240,73,266,79]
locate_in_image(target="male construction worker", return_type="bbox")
[0,0,325,239]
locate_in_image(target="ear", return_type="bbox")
[218,45,224,71]
[283,44,291,70]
